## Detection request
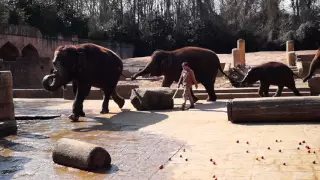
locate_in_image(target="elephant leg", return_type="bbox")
[111,90,125,109]
[69,84,91,122]
[202,80,216,102]
[287,85,302,96]
[263,84,270,97]
[273,85,284,97]
[258,84,265,97]
[72,80,85,117]
[101,88,114,114]
[162,76,174,87]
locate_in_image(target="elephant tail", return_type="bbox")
[217,64,239,86]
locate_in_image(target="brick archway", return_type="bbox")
[0,42,20,61]
[22,44,39,58]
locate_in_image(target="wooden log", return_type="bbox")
[52,138,111,171]
[0,71,17,138]
[227,96,320,123]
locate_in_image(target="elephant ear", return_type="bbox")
[76,50,86,72]
[161,54,173,71]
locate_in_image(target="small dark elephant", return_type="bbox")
[131,46,236,101]
[42,43,126,122]
[303,48,320,82]
[241,61,302,97]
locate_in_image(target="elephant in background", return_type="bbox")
[131,46,236,101]
[42,43,125,122]
[240,61,302,97]
[303,48,320,82]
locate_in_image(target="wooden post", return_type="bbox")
[286,40,295,66]
[287,51,296,66]
[286,40,294,52]
[237,39,246,65]
[232,48,240,67]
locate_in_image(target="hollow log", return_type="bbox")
[52,138,111,171]
[227,96,320,123]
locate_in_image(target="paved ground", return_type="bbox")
[1,98,320,180]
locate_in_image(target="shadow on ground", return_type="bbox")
[72,110,169,132]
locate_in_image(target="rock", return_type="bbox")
[130,87,174,111]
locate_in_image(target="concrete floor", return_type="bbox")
[0,98,320,180]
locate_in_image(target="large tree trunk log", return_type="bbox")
[52,138,111,171]
[130,87,174,111]
[227,96,320,123]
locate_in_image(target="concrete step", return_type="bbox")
[194,91,311,100]
[297,54,315,62]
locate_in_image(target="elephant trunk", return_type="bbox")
[131,63,153,80]
[303,58,319,82]
[42,74,63,92]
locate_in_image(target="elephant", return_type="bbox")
[130,46,236,101]
[42,43,126,122]
[303,48,320,82]
[240,61,302,97]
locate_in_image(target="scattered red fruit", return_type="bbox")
[256,157,259,160]
[185,158,188,161]
[283,163,286,166]
[306,145,310,149]
[159,165,164,169]
[297,147,300,150]
[180,155,183,158]
[210,159,213,162]
[212,175,216,178]
[246,141,249,144]
[276,140,278,142]
[268,147,271,150]
[314,151,316,154]
[299,142,302,145]
[261,156,264,159]
[313,161,317,164]
[236,140,239,143]
[303,140,306,143]
[246,150,249,153]
[279,149,282,152]
[213,161,216,165]
[308,150,311,153]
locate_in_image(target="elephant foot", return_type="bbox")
[116,99,125,109]
[68,113,80,122]
[79,111,85,117]
[100,109,109,114]
[206,96,217,102]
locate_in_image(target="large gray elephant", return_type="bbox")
[42,43,126,122]
[131,46,236,101]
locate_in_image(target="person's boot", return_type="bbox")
[180,103,186,111]
[189,104,195,109]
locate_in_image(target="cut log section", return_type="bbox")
[227,96,320,123]
[130,87,174,111]
[52,138,111,171]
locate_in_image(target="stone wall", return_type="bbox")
[0,24,135,89]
